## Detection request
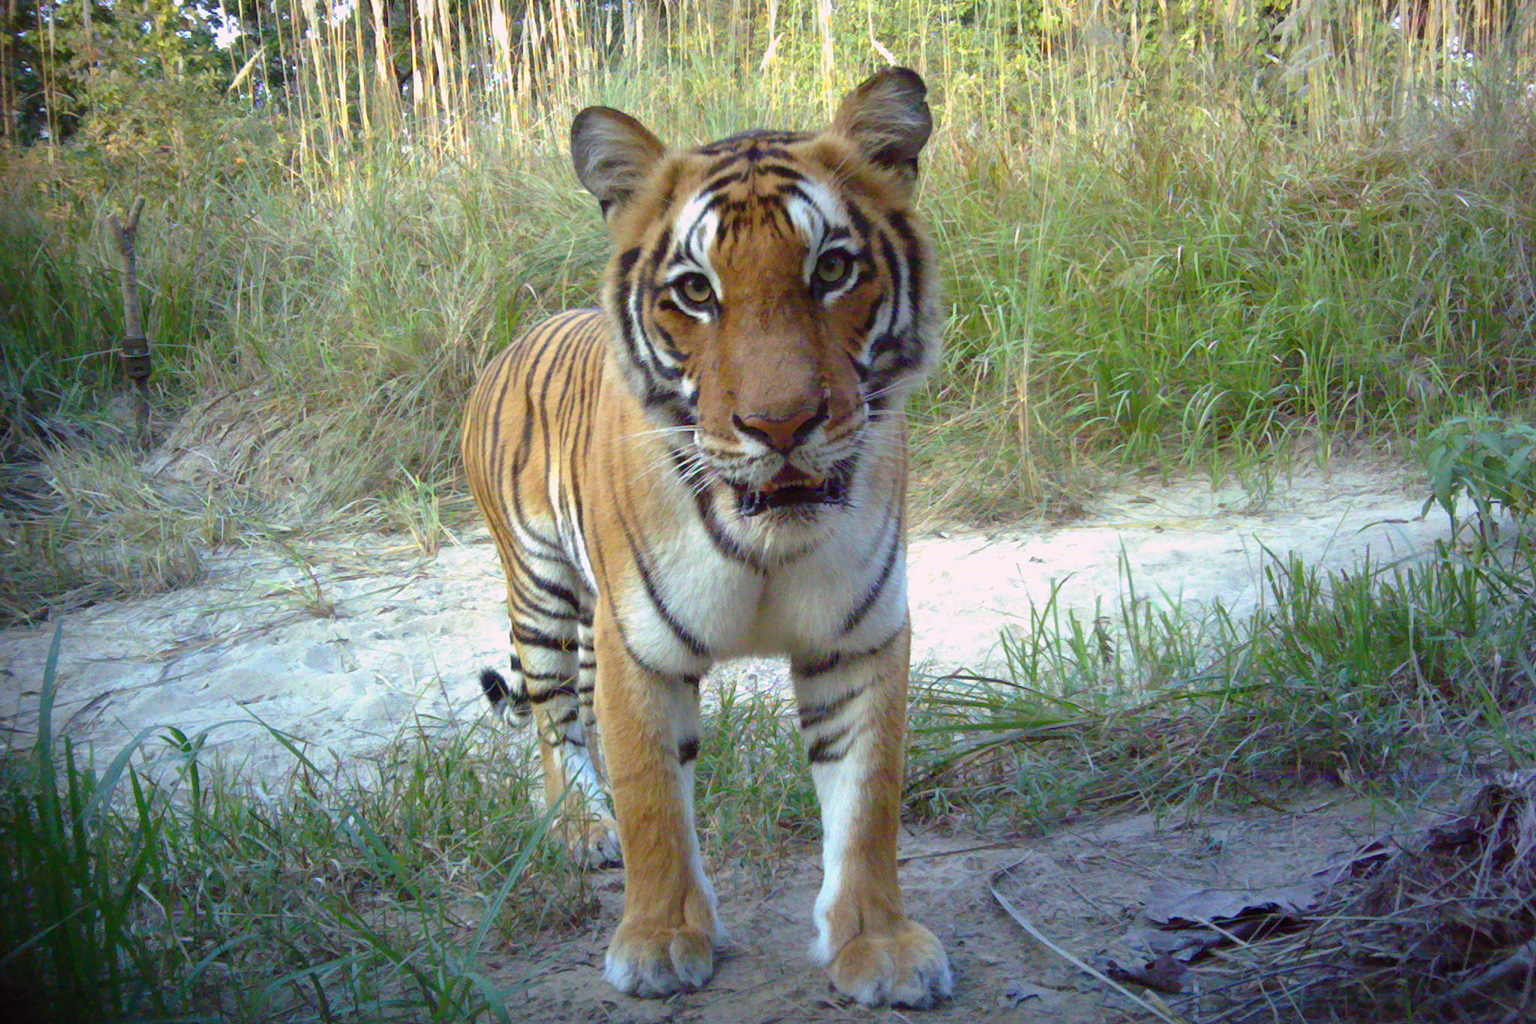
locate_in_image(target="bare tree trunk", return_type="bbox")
[108,198,152,446]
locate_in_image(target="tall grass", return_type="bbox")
[2,0,1534,605]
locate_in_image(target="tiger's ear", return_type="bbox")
[571,107,667,220]
[831,67,933,180]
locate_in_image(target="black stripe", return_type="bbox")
[793,628,903,683]
[650,322,687,366]
[608,606,684,679]
[520,669,574,683]
[841,508,903,635]
[632,551,710,657]
[793,652,843,678]
[797,684,867,730]
[807,726,854,764]
[779,181,820,214]
[886,208,928,350]
[846,200,873,235]
[667,448,764,572]
[512,627,576,651]
[753,162,805,181]
[869,332,902,363]
[612,499,713,658]
[705,152,747,176]
[858,298,883,339]
[508,544,580,610]
[528,682,577,705]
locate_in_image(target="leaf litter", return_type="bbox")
[991,771,1536,1023]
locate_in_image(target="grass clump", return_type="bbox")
[910,531,1536,831]
[0,629,580,1022]
[0,445,223,626]
[695,674,821,865]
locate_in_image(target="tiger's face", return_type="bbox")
[572,71,938,526]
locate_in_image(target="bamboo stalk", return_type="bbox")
[60,0,1527,169]
[369,0,398,131]
[817,0,835,114]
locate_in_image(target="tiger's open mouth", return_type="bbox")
[735,465,848,518]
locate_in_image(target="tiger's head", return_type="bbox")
[571,68,939,525]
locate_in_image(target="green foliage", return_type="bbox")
[1423,413,1536,530]
[0,628,571,1022]
[2,0,229,146]
[0,629,170,1021]
[912,537,1536,826]
[694,678,819,861]
[65,0,226,145]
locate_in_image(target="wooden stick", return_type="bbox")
[107,197,150,443]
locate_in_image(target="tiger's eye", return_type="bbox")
[815,250,851,287]
[676,273,714,306]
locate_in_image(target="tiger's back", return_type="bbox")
[461,68,953,1008]
[462,308,622,863]
[463,308,608,577]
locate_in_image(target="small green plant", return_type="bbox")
[387,465,449,557]
[1422,413,1536,536]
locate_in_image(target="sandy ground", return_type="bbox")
[0,459,1459,1021]
[0,458,1444,775]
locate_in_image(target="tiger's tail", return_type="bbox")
[479,667,532,722]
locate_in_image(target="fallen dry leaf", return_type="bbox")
[1105,952,1188,994]
[1143,878,1326,928]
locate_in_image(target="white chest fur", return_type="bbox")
[611,459,906,677]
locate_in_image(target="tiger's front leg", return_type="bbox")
[793,624,953,1007]
[594,606,719,997]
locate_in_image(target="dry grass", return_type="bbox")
[0,443,225,625]
[5,4,1535,595]
[1185,771,1536,1023]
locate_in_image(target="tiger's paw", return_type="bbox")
[824,920,953,1008]
[604,920,716,998]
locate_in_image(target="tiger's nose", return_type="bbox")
[732,399,829,453]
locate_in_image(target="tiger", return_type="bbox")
[461,67,952,1007]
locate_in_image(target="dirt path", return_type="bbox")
[1,460,1443,775]
[486,793,1437,1023]
[0,458,1454,1021]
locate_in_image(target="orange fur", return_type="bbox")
[462,68,952,1006]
